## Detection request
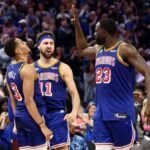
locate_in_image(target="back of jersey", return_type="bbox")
[7,62,45,116]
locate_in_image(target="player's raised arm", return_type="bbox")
[71,5,99,59]
[120,43,150,124]
[60,63,80,122]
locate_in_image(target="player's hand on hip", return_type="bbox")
[64,112,77,123]
[40,123,53,141]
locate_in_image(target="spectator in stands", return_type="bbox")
[0,97,12,150]
[3,17,18,38]
[69,122,89,150]
[83,62,95,104]
[0,1,149,148]
[0,34,11,69]
[84,102,96,142]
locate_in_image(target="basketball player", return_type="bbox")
[34,31,80,150]
[72,5,150,150]
[5,38,53,150]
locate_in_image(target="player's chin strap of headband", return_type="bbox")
[37,34,54,47]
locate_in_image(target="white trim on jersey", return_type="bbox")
[19,146,30,150]
[19,143,47,150]
[114,121,135,150]
[50,122,70,149]
[96,145,112,150]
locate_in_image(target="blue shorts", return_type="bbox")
[15,115,46,149]
[45,110,70,149]
[93,117,137,149]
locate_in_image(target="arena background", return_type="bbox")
[0,0,150,150]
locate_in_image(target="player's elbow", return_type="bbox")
[77,44,88,53]
[79,50,86,57]
[70,91,78,100]
[144,67,150,77]
[24,97,33,106]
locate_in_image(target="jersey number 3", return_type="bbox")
[11,83,22,101]
[96,67,111,83]
[40,82,52,96]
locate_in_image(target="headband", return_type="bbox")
[37,34,54,46]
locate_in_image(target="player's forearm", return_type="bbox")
[145,70,150,104]
[25,99,43,126]
[74,20,88,53]
[71,92,80,115]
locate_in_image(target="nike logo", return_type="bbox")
[51,67,58,69]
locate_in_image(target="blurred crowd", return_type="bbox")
[0,0,150,149]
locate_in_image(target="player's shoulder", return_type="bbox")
[94,44,103,49]
[120,42,136,50]
[22,63,34,69]
[30,63,35,67]
[60,62,71,70]
[119,41,137,57]
[94,44,103,52]
[21,64,35,75]
[94,44,103,56]
[59,62,73,78]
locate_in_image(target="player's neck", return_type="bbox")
[14,55,27,63]
[104,38,118,49]
[39,57,56,65]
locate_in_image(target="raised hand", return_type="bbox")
[71,5,79,25]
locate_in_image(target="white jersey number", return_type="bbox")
[40,82,53,96]
[96,67,111,84]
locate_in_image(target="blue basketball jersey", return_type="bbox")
[34,60,67,111]
[95,41,136,122]
[6,62,45,116]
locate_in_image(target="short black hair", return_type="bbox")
[100,18,117,35]
[4,38,17,57]
[36,31,55,44]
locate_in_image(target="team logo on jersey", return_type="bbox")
[38,72,59,82]
[8,71,16,79]
[96,56,115,66]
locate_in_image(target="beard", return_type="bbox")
[40,50,54,59]
[95,36,105,45]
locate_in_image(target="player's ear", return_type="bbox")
[37,45,41,51]
[15,49,21,55]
